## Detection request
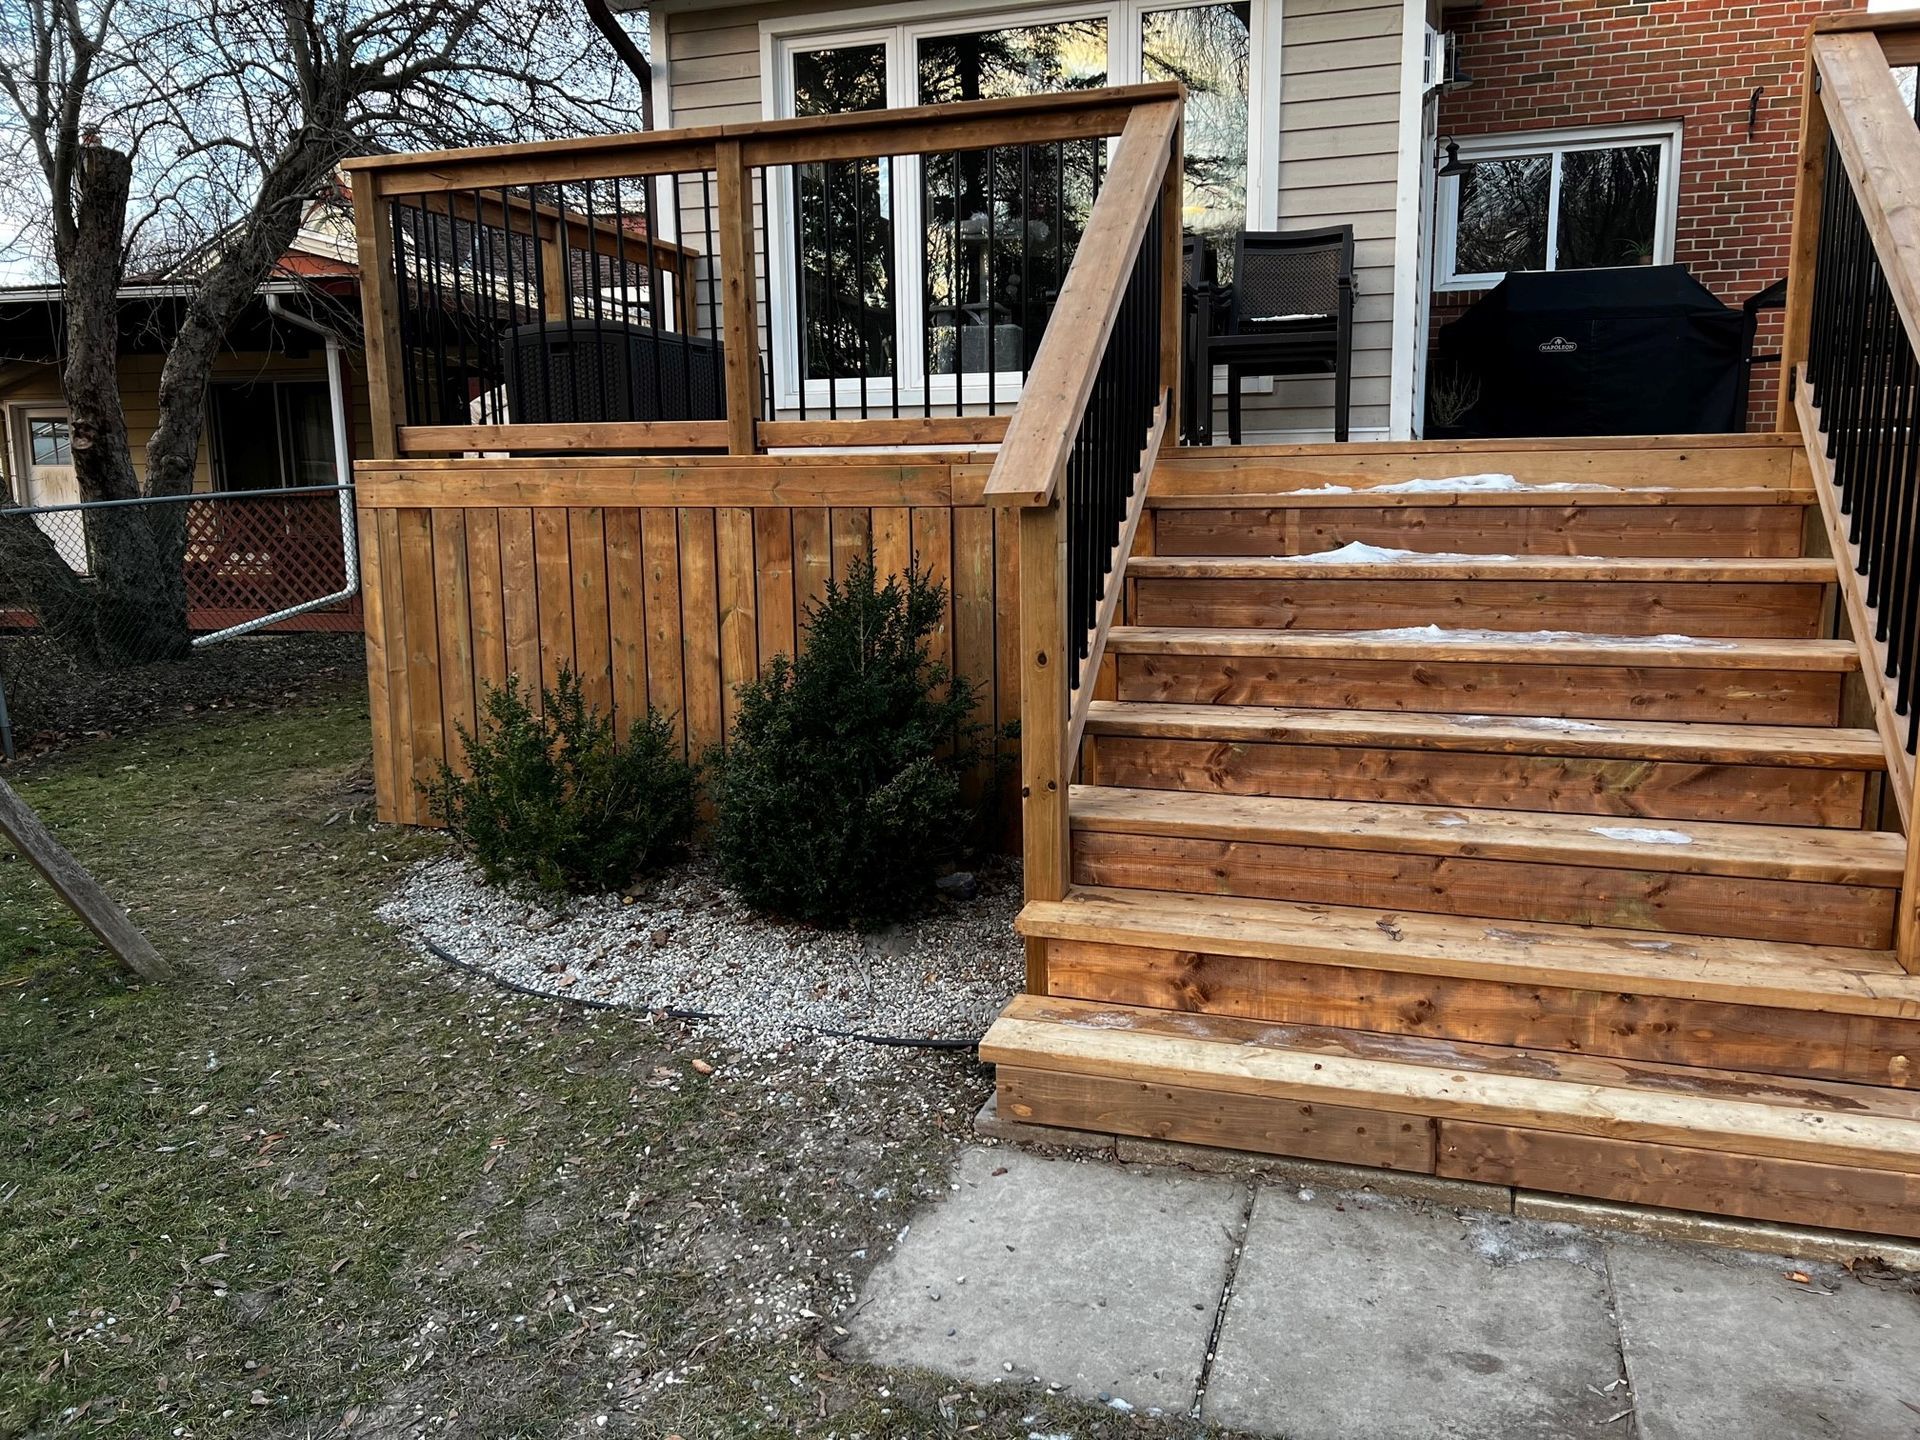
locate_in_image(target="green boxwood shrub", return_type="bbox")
[707,557,985,929]
[427,667,698,895]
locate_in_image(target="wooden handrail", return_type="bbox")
[344,83,1184,197]
[1781,18,1920,970]
[982,100,1183,509]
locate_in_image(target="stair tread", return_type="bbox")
[1083,700,1887,770]
[980,994,1920,1174]
[1017,885,1919,1016]
[1148,486,1814,510]
[1126,553,1834,582]
[1069,785,1906,886]
[1105,625,1862,670]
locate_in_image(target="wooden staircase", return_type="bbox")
[981,437,1920,1238]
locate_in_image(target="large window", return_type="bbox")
[1436,124,1680,292]
[768,0,1267,408]
[210,381,336,490]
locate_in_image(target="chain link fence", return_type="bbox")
[0,485,362,760]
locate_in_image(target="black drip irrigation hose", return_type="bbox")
[420,937,982,1053]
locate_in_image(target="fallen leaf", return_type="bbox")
[690,1058,715,1076]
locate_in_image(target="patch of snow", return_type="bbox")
[1589,825,1695,846]
[1451,714,1610,733]
[1338,625,1737,650]
[1290,540,1425,563]
[1287,473,1612,496]
[1465,1213,1606,1271]
[1626,940,1676,952]
[1431,815,1471,827]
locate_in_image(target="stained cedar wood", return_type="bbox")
[712,141,760,455]
[1016,887,1919,1017]
[753,509,798,668]
[395,510,445,812]
[1071,829,1895,949]
[605,508,648,733]
[678,509,724,759]
[1813,32,1920,367]
[348,84,1180,195]
[1019,499,1071,993]
[1113,652,1847,726]
[1789,389,1912,833]
[715,507,758,736]
[532,509,576,696]
[641,508,687,735]
[980,996,1920,1175]
[1434,1121,1920,1239]
[466,509,509,709]
[1000,1067,1436,1171]
[1087,735,1868,827]
[570,508,614,718]
[1150,501,1807,558]
[1778,33,1830,431]
[983,100,1181,508]
[398,421,728,455]
[498,510,541,706]
[356,508,396,817]
[1041,938,1920,1087]
[430,510,477,776]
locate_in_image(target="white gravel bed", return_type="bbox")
[379,856,1023,1069]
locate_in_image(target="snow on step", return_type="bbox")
[1590,825,1696,846]
[1337,625,1740,650]
[1291,473,1613,495]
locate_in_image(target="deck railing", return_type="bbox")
[982,99,1183,991]
[343,85,1182,459]
[1781,10,1920,963]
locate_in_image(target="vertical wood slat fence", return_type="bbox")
[1780,11,1920,967]
[354,459,1018,825]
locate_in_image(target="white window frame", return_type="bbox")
[760,0,1281,413]
[1434,121,1682,294]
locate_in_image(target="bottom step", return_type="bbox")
[982,994,1920,1239]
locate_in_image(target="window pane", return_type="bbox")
[1453,154,1550,277]
[792,45,895,382]
[212,384,283,490]
[281,382,337,486]
[27,417,71,466]
[918,20,1108,375]
[1555,144,1661,270]
[1143,4,1251,263]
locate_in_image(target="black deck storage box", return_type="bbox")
[1436,265,1748,437]
[500,319,727,424]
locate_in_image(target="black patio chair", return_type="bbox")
[1208,226,1356,444]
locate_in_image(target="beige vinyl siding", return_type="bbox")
[659,0,1409,440]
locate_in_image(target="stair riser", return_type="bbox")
[994,1068,1920,1240]
[1084,737,1872,828]
[1129,578,1828,637]
[1040,939,1920,1088]
[1070,830,1897,948]
[1113,655,1847,726]
[1151,504,1808,559]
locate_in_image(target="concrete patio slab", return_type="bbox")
[1610,1239,1920,1440]
[842,1146,1245,1415]
[1202,1191,1626,1439]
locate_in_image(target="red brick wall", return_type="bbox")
[1428,0,1860,427]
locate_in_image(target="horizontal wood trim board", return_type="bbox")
[1041,938,1920,1088]
[354,463,964,509]
[357,497,1019,827]
[397,422,730,454]
[981,996,1920,1175]
[1018,889,1918,1016]
[758,416,1010,448]
[356,84,1182,196]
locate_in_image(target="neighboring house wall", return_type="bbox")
[1428,0,1853,427]
[657,0,1414,441]
[0,350,374,504]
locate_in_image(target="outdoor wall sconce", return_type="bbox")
[1436,138,1470,176]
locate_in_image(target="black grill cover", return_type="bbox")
[1437,265,1747,437]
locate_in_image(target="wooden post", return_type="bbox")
[1017,493,1070,994]
[1158,113,1184,456]
[0,777,172,982]
[1778,35,1830,434]
[713,140,763,455]
[350,170,410,461]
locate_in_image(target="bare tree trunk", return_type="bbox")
[34,145,191,663]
